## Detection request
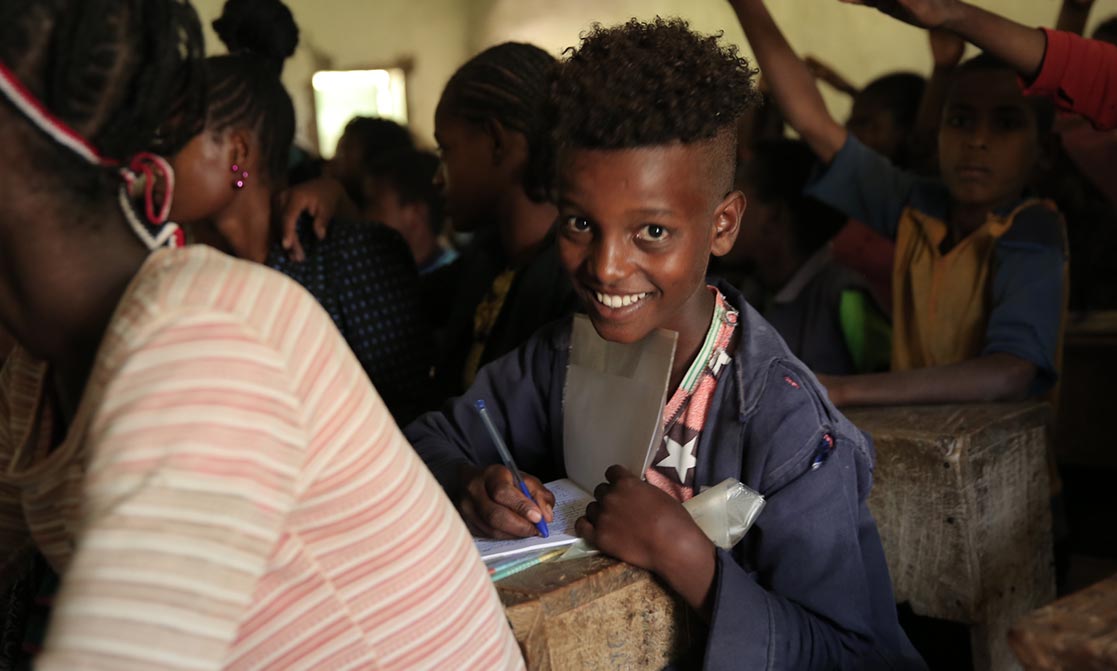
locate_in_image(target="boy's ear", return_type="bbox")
[710,190,746,257]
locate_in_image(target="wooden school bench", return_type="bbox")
[496,402,1055,671]
[846,402,1056,671]
[1009,571,1117,670]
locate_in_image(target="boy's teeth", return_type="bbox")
[593,291,649,308]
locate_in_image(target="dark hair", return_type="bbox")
[1092,16,1117,46]
[341,116,415,167]
[742,139,847,256]
[366,148,443,235]
[440,42,556,201]
[205,0,299,185]
[855,72,926,131]
[952,54,1055,135]
[551,18,760,152]
[0,0,206,191]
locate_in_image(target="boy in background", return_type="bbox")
[407,18,924,670]
[732,139,891,375]
[844,0,1117,130]
[735,0,1067,406]
[364,148,459,275]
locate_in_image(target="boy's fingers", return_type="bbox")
[524,477,555,522]
[489,481,544,526]
[574,515,595,542]
[479,492,543,537]
[604,464,633,483]
[460,498,521,540]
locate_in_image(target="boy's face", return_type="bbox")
[847,95,903,163]
[556,143,743,345]
[938,69,1041,210]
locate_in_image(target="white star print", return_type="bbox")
[657,436,698,481]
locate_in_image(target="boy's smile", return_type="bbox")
[556,143,742,351]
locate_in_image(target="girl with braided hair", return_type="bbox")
[431,42,579,396]
[0,1,522,668]
[170,0,433,425]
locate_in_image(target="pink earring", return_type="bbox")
[231,163,248,190]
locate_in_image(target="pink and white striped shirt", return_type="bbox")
[0,246,523,670]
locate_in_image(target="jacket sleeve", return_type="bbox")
[1024,28,1117,131]
[703,363,923,671]
[404,323,568,499]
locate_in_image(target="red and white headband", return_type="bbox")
[0,60,184,249]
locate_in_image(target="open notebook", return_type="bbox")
[474,479,593,561]
[474,317,677,562]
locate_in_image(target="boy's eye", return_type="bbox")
[945,115,970,129]
[562,216,592,233]
[636,224,669,242]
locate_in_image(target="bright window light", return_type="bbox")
[312,68,408,158]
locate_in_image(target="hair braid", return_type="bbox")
[0,0,206,165]
[440,42,556,202]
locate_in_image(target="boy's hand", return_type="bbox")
[274,177,348,262]
[839,0,964,30]
[930,28,965,69]
[457,464,555,540]
[577,466,717,615]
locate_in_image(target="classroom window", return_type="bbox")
[312,68,408,158]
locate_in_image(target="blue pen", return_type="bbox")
[475,399,549,538]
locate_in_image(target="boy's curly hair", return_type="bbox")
[551,17,760,151]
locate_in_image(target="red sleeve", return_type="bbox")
[1023,28,1117,131]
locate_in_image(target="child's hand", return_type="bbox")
[929,28,965,69]
[839,0,964,30]
[456,464,555,540]
[577,466,717,614]
[274,177,348,262]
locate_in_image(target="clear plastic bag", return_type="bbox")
[682,478,766,550]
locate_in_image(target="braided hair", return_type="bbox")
[439,42,556,202]
[0,0,206,196]
[204,0,299,186]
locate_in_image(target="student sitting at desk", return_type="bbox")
[407,18,925,670]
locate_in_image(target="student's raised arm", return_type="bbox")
[840,0,1046,78]
[730,0,848,162]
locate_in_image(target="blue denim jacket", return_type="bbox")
[406,281,926,670]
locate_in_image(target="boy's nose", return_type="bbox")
[432,162,447,190]
[588,238,629,284]
[965,125,990,150]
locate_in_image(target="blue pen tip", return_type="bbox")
[475,399,486,411]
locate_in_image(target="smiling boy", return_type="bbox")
[735,0,1067,406]
[407,18,924,669]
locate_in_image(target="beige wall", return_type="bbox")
[190,0,473,147]
[189,0,1117,150]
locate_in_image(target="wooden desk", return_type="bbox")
[497,556,689,671]
[497,403,1055,670]
[1009,572,1117,670]
[846,402,1056,671]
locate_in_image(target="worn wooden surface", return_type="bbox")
[496,555,690,671]
[1009,572,1117,671]
[846,402,1056,671]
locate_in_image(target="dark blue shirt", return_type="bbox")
[268,218,432,423]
